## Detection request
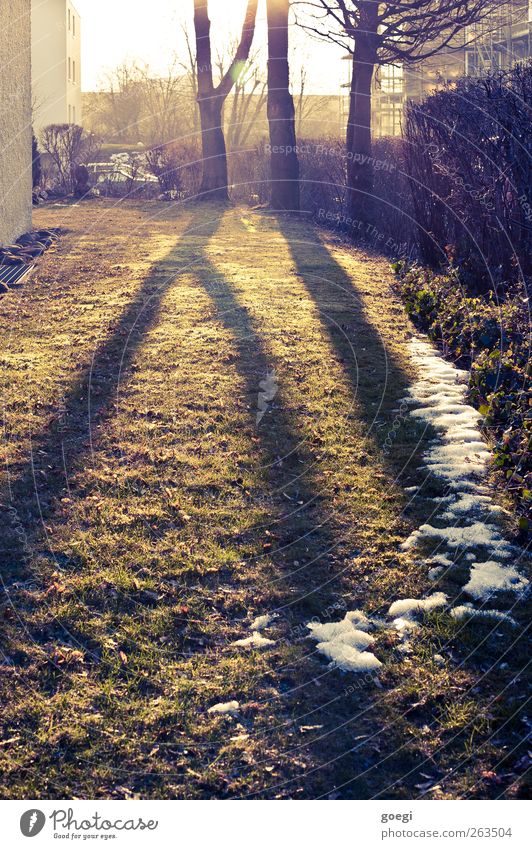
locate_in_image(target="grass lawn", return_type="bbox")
[0,199,529,799]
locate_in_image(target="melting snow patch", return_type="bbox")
[402,522,514,557]
[388,592,447,619]
[344,610,375,631]
[400,335,528,623]
[250,613,277,631]
[307,611,381,673]
[314,641,382,673]
[233,632,275,649]
[392,617,419,634]
[208,701,240,716]
[464,561,528,600]
[440,492,506,520]
[428,553,454,567]
[450,604,517,625]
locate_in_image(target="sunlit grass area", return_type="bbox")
[0,200,529,799]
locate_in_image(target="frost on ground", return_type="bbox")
[401,337,527,608]
[450,604,517,625]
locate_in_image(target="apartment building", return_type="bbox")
[370,0,531,137]
[32,0,82,134]
[0,0,32,244]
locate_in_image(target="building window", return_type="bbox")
[72,60,76,83]
[73,106,76,124]
[73,15,76,37]
[68,104,72,123]
[68,8,71,30]
[68,57,71,80]
[380,102,403,137]
[380,64,404,95]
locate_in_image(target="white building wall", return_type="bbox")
[0,0,32,244]
[32,0,82,135]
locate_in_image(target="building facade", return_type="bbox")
[369,0,532,137]
[32,0,82,134]
[0,0,32,244]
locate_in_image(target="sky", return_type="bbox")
[73,0,346,94]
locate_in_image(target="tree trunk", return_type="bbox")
[346,45,375,221]
[266,0,300,212]
[197,95,229,200]
[193,0,258,202]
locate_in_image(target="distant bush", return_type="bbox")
[223,64,532,286]
[403,62,532,292]
[229,140,270,205]
[394,262,532,528]
[146,141,201,198]
[40,124,101,194]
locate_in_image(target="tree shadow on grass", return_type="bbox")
[0,205,203,583]
[176,206,363,620]
[273,212,420,484]
[1,203,364,641]
[0,203,418,800]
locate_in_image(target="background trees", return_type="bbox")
[300,0,510,217]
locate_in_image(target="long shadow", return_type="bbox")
[0,204,420,799]
[274,212,415,480]
[176,206,356,619]
[0,206,201,582]
[1,204,357,627]
[175,208,429,799]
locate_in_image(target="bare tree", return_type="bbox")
[193,0,259,200]
[224,46,267,150]
[300,0,510,218]
[100,63,143,143]
[267,0,300,211]
[293,63,334,137]
[177,24,201,136]
[40,124,100,193]
[137,58,190,145]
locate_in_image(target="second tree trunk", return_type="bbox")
[346,48,375,221]
[266,0,300,212]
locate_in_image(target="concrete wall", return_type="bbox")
[32,0,82,134]
[0,0,32,244]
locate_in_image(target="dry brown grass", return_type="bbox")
[0,199,528,799]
